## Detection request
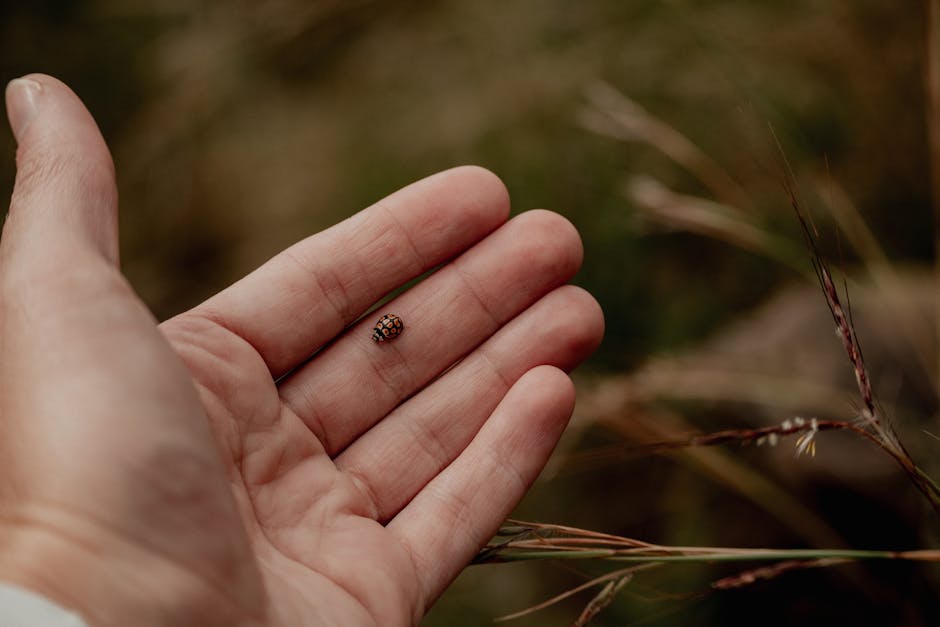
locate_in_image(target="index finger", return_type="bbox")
[175,166,510,378]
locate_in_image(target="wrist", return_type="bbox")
[0,583,87,626]
[0,506,266,627]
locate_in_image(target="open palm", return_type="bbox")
[0,75,603,627]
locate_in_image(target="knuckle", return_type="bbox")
[12,140,116,211]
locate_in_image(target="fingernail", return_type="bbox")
[5,77,43,143]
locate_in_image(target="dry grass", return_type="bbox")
[476,519,940,622]
[0,2,932,625]
[473,20,940,625]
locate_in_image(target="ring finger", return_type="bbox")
[335,285,603,521]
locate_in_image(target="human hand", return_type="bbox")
[0,75,603,626]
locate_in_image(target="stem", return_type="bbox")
[482,547,940,564]
[928,0,940,396]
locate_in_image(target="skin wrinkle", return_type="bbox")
[397,539,430,623]
[73,163,120,263]
[241,407,322,491]
[359,332,411,398]
[172,328,250,403]
[175,311,264,366]
[449,213,582,326]
[265,558,380,627]
[288,387,333,453]
[342,207,423,310]
[341,467,382,522]
[481,434,530,497]
[15,104,115,176]
[0,500,266,625]
[317,218,404,318]
[405,406,541,598]
[449,257,502,329]
[423,480,480,550]
[11,144,72,202]
[320,560,398,627]
[193,380,244,476]
[465,421,534,533]
[351,339,417,437]
[7,254,132,325]
[286,244,356,338]
[383,419,455,493]
[250,458,330,535]
[11,145,117,258]
[160,323,298,536]
[379,202,431,271]
[263,267,331,343]
[475,344,515,391]
[258,210,426,380]
[240,426,292,489]
[370,418,467,519]
[397,404,459,476]
[164,320,272,459]
[134,443,242,541]
[404,479,484,605]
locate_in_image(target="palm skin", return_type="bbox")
[0,75,603,627]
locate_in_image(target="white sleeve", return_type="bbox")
[0,583,88,627]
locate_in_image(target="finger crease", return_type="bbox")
[451,261,501,330]
[284,247,355,328]
[358,340,417,407]
[484,444,528,497]
[401,415,451,477]
[476,347,514,392]
[341,466,381,521]
[189,309,270,377]
[289,389,332,453]
[381,204,429,272]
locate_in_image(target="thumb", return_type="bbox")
[3,74,119,266]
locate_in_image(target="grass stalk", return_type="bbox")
[928,0,940,397]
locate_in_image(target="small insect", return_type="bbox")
[371,313,404,342]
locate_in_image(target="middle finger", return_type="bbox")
[278,210,582,455]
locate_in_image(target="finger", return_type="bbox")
[0,76,255,600]
[279,210,583,455]
[335,285,603,521]
[388,365,575,607]
[176,166,510,378]
[2,74,118,267]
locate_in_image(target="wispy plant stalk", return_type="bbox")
[477,520,940,621]
[927,0,940,397]
[775,129,940,517]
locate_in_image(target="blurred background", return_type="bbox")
[2,1,938,625]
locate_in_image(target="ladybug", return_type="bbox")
[371,313,404,342]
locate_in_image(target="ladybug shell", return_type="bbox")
[372,313,404,342]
